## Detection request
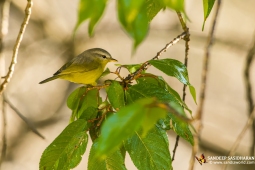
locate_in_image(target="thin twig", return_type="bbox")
[0,0,33,95]
[0,0,11,166]
[172,12,190,162]
[189,1,222,170]
[244,33,255,117]
[124,32,187,83]
[172,135,180,161]
[0,97,7,166]
[3,95,45,139]
[243,33,255,156]
[222,107,255,170]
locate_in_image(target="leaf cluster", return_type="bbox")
[40,57,196,170]
[39,0,218,169]
[75,0,215,50]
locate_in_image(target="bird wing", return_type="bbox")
[53,54,98,76]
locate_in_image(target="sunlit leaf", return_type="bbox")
[163,0,185,12]
[40,120,88,170]
[189,85,197,104]
[149,59,190,85]
[202,0,216,30]
[121,64,143,73]
[118,0,149,50]
[125,126,172,170]
[75,0,107,36]
[145,0,165,22]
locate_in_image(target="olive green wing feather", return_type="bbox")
[54,53,98,76]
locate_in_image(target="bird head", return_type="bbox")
[88,48,118,65]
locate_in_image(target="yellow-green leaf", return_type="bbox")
[202,0,216,30]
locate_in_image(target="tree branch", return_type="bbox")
[0,0,33,95]
[3,95,45,139]
[172,12,190,162]
[189,1,222,169]
[0,0,11,166]
[222,107,255,170]
[123,31,187,83]
[243,33,255,156]
[0,97,7,166]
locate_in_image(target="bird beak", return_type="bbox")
[110,58,118,62]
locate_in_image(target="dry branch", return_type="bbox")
[123,31,187,83]
[172,11,190,162]
[3,95,45,139]
[0,0,33,95]
[244,33,255,156]
[222,107,255,170]
[189,0,222,170]
[0,0,11,166]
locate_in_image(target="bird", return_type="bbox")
[39,48,117,85]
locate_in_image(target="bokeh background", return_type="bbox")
[0,0,255,169]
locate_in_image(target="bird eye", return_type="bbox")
[102,55,106,59]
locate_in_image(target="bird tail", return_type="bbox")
[39,75,60,84]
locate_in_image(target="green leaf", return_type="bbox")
[163,0,185,12]
[149,59,190,85]
[80,107,98,121]
[202,0,216,31]
[127,81,180,105]
[75,0,107,36]
[88,140,127,170]
[158,76,193,112]
[126,79,193,144]
[189,85,197,104]
[145,0,165,22]
[141,107,167,136]
[124,126,172,170]
[118,0,149,50]
[95,98,155,157]
[77,89,98,119]
[121,64,143,73]
[40,120,88,170]
[107,81,125,110]
[168,113,194,145]
[158,117,171,130]
[136,75,191,113]
[67,86,86,111]
[120,145,126,160]
[127,79,189,118]
[149,59,196,103]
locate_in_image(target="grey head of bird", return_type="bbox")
[83,48,118,64]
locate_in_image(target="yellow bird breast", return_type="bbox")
[58,67,104,85]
